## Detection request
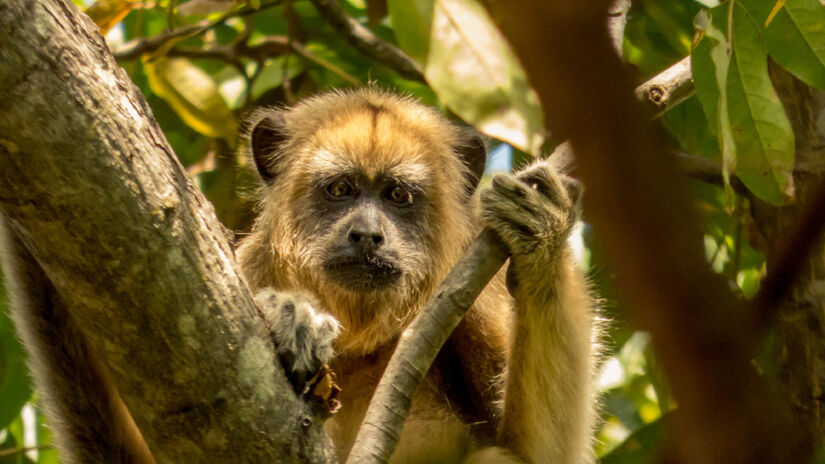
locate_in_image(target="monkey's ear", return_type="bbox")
[250,112,289,185]
[457,134,486,197]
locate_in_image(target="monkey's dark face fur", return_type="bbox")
[311,171,426,292]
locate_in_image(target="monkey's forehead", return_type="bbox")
[301,148,434,185]
[295,110,459,184]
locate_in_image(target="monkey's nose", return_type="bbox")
[348,229,384,252]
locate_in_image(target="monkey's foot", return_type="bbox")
[254,288,341,397]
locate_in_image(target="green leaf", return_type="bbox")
[728,3,795,204]
[250,56,306,100]
[661,95,721,161]
[743,0,825,90]
[692,4,795,205]
[32,409,58,464]
[600,415,668,464]
[624,1,702,79]
[388,0,544,155]
[692,6,736,188]
[144,57,239,143]
[387,0,432,65]
[0,304,32,431]
[738,267,764,298]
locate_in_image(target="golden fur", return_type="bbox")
[237,88,599,463]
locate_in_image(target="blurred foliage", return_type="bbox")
[1,0,822,461]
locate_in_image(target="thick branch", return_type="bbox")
[485,1,807,463]
[308,0,425,82]
[0,1,328,462]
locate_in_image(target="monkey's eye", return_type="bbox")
[326,179,355,199]
[385,185,414,206]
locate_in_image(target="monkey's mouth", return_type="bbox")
[324,255,402,291]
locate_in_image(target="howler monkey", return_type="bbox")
[238,88,599,463]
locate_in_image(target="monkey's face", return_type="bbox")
[287,115,440,294]
[307,171,425,292]
[247,90,486,299]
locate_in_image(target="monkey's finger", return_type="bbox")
[483,185,561,231]
[310,314,340,366]
[490,174,544,217]
[481,191,542,239]
[515,162,570,209]
[490,174,568,229]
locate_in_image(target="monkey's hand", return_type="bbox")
[481,160,582,291]
[254,288,340,394]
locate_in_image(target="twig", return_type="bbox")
[675,151,748,194]
[635,56,694,118]
[113,0,283,61]
[0,445,53,458]
[289,41,362,86]
[119,35,362,87]
[115,23,205,61]
[308,0,425,82]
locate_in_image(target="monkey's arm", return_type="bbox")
[481,163,598,464]
[0,218,154,464]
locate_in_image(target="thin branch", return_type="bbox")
[308,0,425,82]
[635,56,694,118]
[113,0,283,61]
[119,33,362,87]
[289,41,362,86]
[114,22,205,61]
[675,151,748,194]
[0,446,53,458]
[346,230,508,463]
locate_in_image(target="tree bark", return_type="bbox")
[0,1,329,462]
[750,65,825,449]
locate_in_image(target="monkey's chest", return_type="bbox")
[327,359,476,463]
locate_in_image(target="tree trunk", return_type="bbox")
[0,1,329,462]
[750,65,825,448]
